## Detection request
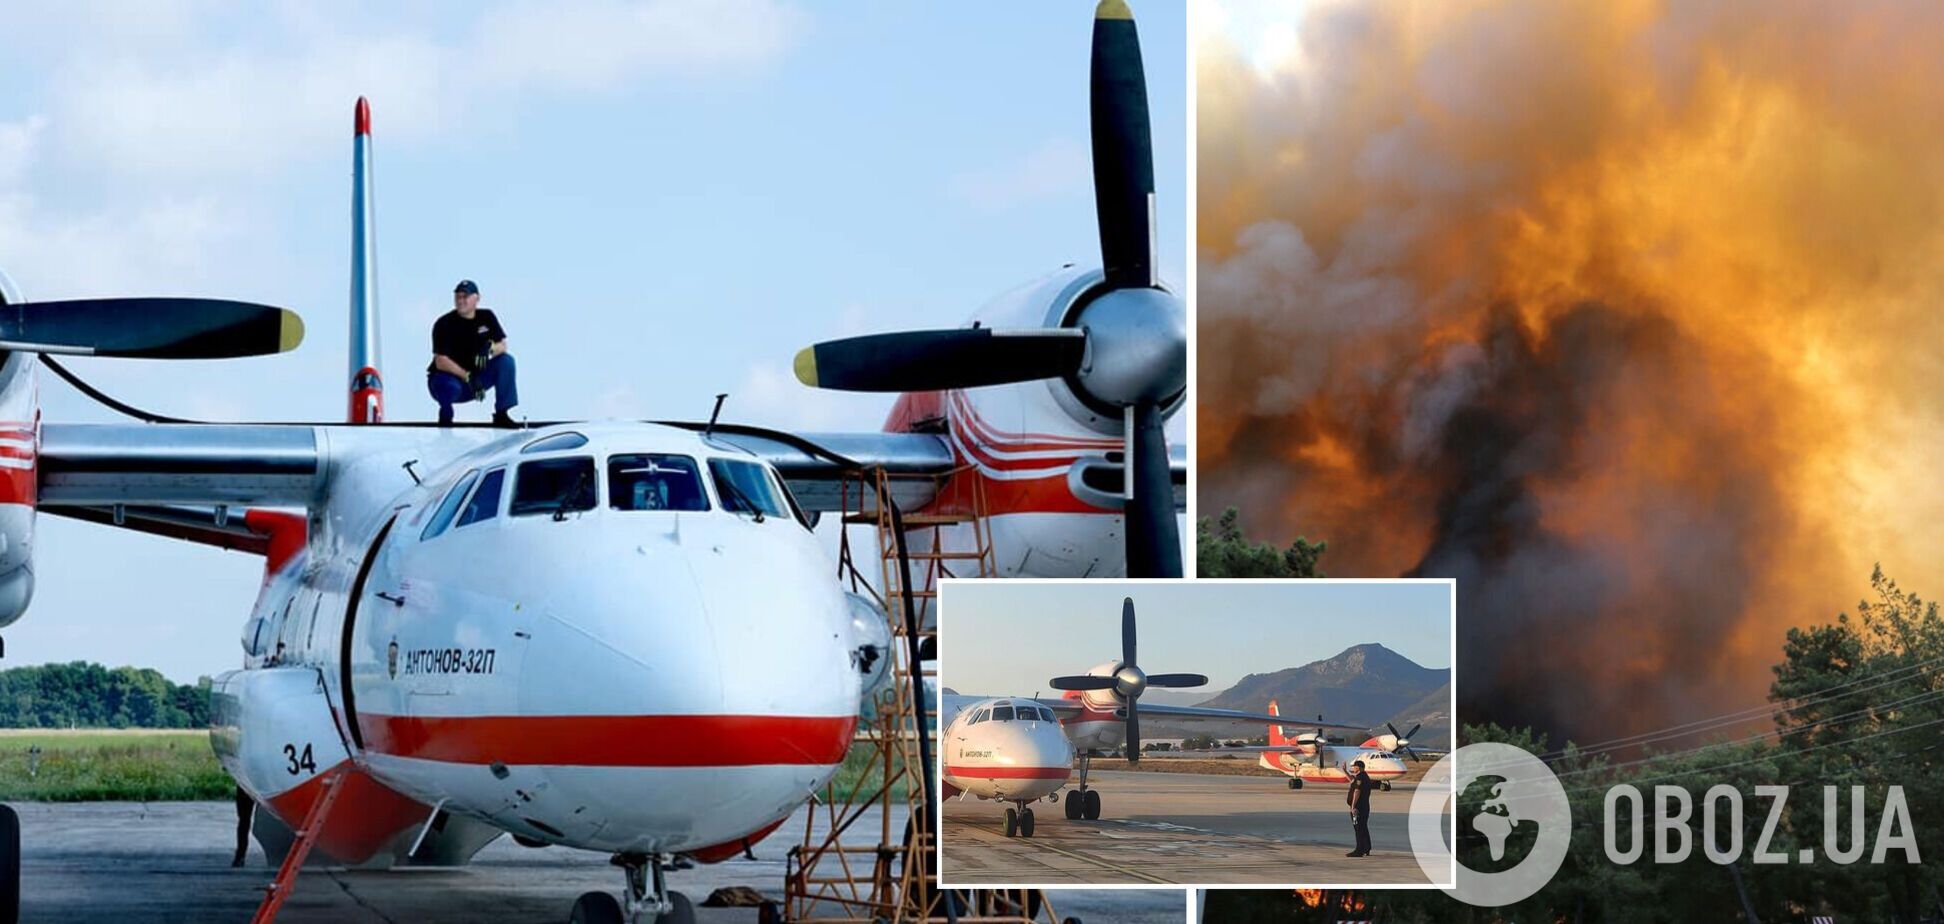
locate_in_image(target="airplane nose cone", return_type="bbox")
[1114,665,1147,698]
[495,533,860,853]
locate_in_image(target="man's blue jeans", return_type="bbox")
[428,353,518,424]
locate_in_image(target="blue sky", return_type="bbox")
[939,580,1453,698]
[0,1,1186,682]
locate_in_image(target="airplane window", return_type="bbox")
[993,706,1015,722]
[521,432,589,454]
[708,459,793,524]
[970,708,990,724]
[456,468,506,528]
[512,457,598,518]
[420,469,480,540]
[608,454,709,512]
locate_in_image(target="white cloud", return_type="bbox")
[39,0,808,182]
[947,137,1089,213]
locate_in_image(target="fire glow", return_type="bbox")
[1197,0,1944,740]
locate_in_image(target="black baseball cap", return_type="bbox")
[454,279,479,295]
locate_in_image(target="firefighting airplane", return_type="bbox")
[1252,700,1422,791]
[0,4,1183,921]
[938,597,1367,837]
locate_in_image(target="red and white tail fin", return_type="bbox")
[1266,699,1288,747]
[347,96,383,423]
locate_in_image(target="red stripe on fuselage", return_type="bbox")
[946,766,1070,780]
[357,713,857,767]
[262,760,431,864]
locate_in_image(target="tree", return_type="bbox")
[1196,507,1328,577]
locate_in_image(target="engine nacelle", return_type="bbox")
[0,270,39,629]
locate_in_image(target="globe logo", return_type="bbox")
[1408,743,1572,906]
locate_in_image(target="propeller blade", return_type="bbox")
[792,328,1085,393]
[1089,0,1155,289]
[1049,675,1116,691]
[1145,673,1207,688]
[1121,596,1137,668]
[1404,723,1422,742]
[3,297,303,359]
[1125,400,1182,577]
[1124,696,1140,762]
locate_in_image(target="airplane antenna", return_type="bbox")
[704,393,728,439]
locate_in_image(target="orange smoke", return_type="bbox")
[1197,0,1944,740]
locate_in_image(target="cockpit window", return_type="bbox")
[420,469,479,540]
[992,706,1016,722]
[456,468,505,527]
[608,455,709,512]
[708,459,791,522]
[970,708,990,725]
[521,432,588,454]
[511,457,597,518]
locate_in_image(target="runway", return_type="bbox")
[939,771,1446,886]
[13,801,1184,922]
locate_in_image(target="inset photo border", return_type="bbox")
[934,578,1458,891]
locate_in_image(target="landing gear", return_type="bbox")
[1,802,17,924]
[1070,752,1103,820]
[571,852,692,924]
[1017,806,1035,838]
[1288,778,1303,790]
[1004,808,1018,837]
[1381,781,1392,792]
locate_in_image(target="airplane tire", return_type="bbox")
[1004,808,1018,837]
[1382,781,1392,792]
[1288,778,1300,790]
[0,803,18,924]
[1019,809,1035,838]
[658,891,695,924]
[569,891,624,924]
[1082,790,1101,821]
[1064,791,1081,819]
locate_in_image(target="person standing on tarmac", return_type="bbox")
[1346,759,1376,857]
[427,279,519,427]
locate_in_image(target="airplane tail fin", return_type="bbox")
[347,96,383,423]
[1267,699,1287,747]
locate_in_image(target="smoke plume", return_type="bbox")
[1198,0,1944,741]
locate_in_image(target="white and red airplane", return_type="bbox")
[1253,700,1419,791]
[0,3,1183,921]
[938,597,1367,837]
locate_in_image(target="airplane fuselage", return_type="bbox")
[211,422,870,864]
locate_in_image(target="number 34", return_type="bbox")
[283,743,317,775]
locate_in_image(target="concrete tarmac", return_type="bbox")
[939,771,1445,886]
[14,801,1184,922]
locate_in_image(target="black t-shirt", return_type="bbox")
[1346,773,1375,812]
[428,309,507,374]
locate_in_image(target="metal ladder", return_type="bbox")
[249,768,345,924]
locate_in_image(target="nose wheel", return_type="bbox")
[1288,778,1302,790]
[1003,805,1036,838]
[570,853,692,924]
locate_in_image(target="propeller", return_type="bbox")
[1046,596,1205,761]
[1388,721,1424,762]
[0,297,303,359]
[791,0,1184,577]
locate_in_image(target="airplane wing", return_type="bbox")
[1028,698,1369,732]
[1128,702,1369,731]
[39,423,322,507]
[670,422,1188,514]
